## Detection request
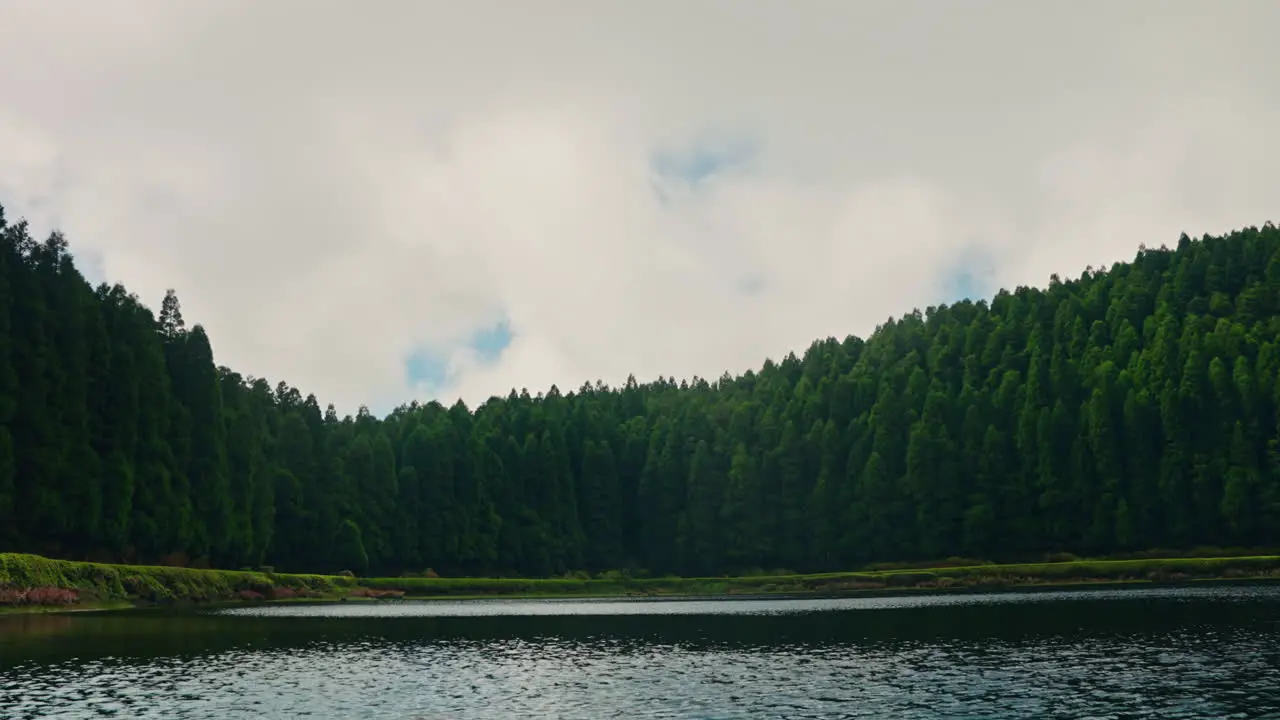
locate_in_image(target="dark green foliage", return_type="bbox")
[334,518,369,576]
[0,199,1279,576]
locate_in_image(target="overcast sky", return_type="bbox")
[2,0,1278,413]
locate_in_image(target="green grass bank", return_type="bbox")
[4,552,1280,613]
[0,553,357,612]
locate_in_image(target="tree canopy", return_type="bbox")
[1,201,1278,575]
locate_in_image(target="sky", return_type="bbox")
[1,0,1278,414]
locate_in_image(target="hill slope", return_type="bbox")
[0,201,1278,576]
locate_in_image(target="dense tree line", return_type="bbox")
[1,201,1278,576]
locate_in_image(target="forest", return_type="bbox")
[0,200,1278,577]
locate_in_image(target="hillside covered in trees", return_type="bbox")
[0,201,1278,577]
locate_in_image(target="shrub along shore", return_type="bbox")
[3,552,1280,613]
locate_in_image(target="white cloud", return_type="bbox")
[1,0,1278,413]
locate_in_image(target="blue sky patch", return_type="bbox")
[650,135,758,202]
[403,348,448,391]
[404,318,513,391]
[938,246,995,304]
[469,318,513,363]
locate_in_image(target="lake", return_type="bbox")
[2,586,1279,718]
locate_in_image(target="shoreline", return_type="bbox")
[4,552,1280,615]
[16,576,1280,617]
[374,575,1280,605]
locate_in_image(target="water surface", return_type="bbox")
[2,586,1279,718]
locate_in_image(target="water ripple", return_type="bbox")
[2,586,1279,718]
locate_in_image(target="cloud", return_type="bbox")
[1,0,1278,413]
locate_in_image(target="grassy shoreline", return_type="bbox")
[3,552,1279,614]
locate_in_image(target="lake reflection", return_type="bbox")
[2,586,1279,718]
